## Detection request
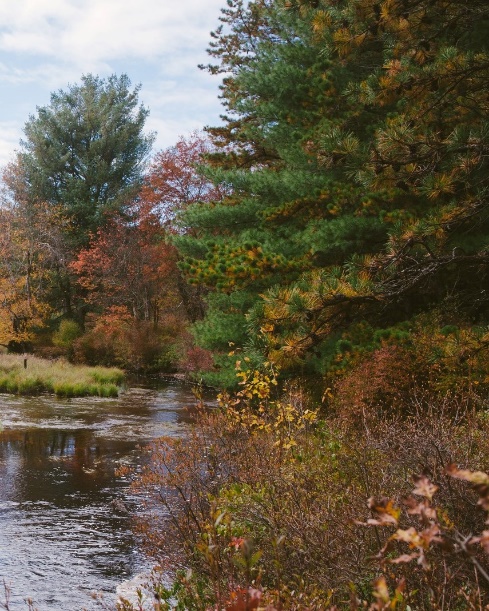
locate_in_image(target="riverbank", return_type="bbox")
[135,366,489,609]
[0,354,124,397]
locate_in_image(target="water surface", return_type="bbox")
[0,380,198,610]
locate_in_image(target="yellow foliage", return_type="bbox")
[218,363,319,452]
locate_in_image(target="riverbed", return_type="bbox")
[0,380,199,610]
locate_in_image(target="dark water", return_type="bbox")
[0,380,199,610]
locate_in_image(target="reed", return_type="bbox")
[0,355,124,397]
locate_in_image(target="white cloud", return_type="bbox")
[0,0,223,68]
[145,79,223,151]
[0,122,22,165]
[0,0,227,166]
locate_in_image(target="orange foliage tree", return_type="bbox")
[71,213,177,325]
[69,132,225,370]
[0,204,55,350]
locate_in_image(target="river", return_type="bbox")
[0,380,199,610]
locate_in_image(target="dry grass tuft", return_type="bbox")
[0,354,124,397]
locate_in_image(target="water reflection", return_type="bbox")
[0,380,200,610]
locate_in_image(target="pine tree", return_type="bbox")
[10,73,154,249]
[178,0,489,385]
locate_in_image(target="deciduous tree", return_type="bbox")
[139,131,226,230]
[71,213,176,325]
[0,206,50,349]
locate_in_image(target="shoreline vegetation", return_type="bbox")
[0,354,124,397]
[130,366,489,610]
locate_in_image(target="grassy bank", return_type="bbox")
[0,354,124,397]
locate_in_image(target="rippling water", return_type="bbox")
[0,380,199,610]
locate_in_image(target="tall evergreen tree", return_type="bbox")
[256,0,489,368]
[176,1,342,384]
[9,73,154,249]
[177,0,489,387]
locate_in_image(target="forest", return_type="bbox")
[1,0,489,608]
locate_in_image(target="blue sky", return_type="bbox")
[0,0,227,167]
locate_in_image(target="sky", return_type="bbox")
[0,0,227,167]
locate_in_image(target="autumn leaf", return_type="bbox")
[367,497,400,526]
[446,464,489,487]
[412,475,438,501]
[392,527,422,547]
[446,464,489,511]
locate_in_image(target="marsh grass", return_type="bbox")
[0,355,124,397]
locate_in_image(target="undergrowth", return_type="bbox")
[123,359,489,610]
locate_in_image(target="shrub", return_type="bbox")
[354,466,489,610]
[52,319,82,351]
[177,333,215,380]
[331,318,489,427]
[129,363,489,610]
[73,308,183,373]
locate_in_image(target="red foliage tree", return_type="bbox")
[70,132,227,369]
[138,131,227,229]
[70,213,178,325]
[134,131,228,322]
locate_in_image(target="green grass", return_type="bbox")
[0,355,124,397]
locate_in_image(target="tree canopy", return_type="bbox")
[10,73,154,248]
[0,73,155,325]
[175,0,489,387]
[0,1,488,389]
